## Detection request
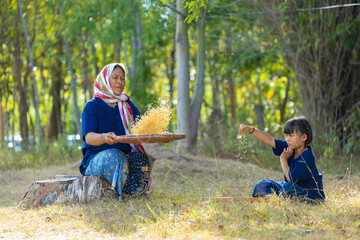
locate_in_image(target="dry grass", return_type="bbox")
[131,103,172,135]
[1,144,360,239]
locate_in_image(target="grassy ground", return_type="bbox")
[0,144,359,239]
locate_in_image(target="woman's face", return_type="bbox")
[109,67,125,95]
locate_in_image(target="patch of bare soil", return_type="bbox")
[144,143,226,174]
[144,143,195,162]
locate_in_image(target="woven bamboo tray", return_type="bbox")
[117,133,186,144]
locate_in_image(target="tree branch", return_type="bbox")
[164,4,187,18]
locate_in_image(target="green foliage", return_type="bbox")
[276,0,360,153]
[0,135,82,171]
[160,0,207,23]
[315,106,360,175]
[343,108,360,154]
[184,0,207,23]
[0,0,359,170]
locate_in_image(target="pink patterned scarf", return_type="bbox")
[93,63,146,154]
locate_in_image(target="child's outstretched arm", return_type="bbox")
[238,124,275,149]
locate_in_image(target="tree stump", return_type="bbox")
[17,175,119,208]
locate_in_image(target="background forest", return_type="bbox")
[0,0,359,173]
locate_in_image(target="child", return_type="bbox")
[238,116,325,202]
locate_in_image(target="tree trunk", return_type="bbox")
[228,78,236,120]
[165,44,175,132]
[175,0,191,152]
[0,99,3,142]
[168,47,175,106]
[279,76,291,123]
[101,40,107,68]
[225,28,236,123]
[64,36,81,136]
[49,37,64,139]
[211,75,221,119]
[0,53,10,144]
[11,85,16,148]
[189,10,206,147]
[220,77,228,123]
[123,38,130,77]
[135,4,145,89]
[17,0,42,142]
[0,47,3,143]
[13,15,29,145]
[115,42,121,63]
[17,175,119,209]
[208,54,222,150]
[29,67,37,143]
[254,104,264,131]
[80,31,92,103]
[209,42,221,120]
[89,33,99,78]
[136,5,144,60]
[4,97,9,144]
[130,29,138,95]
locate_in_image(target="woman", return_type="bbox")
[80,63,154,200]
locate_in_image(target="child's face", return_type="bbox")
[285,131,307,150]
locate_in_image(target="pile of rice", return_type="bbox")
[131,103,172,135]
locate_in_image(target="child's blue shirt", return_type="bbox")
[272,139,325,199]
[79,97,141,175]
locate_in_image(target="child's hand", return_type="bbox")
[238,124,253,135]
[280,147,293,161]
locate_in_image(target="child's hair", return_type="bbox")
[284,116,313,146]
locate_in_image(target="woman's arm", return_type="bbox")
[238,124,275,148]
[84,132,118,146]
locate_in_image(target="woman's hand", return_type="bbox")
[103,132,118,145]
[238,124,253,135]
[280,147,293,162]
[85,132,118,146]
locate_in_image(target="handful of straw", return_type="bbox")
[131,103,172,135]
[237,134,249,162]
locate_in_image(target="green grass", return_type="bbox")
[0,136,82,171]
[1,145,360,239]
